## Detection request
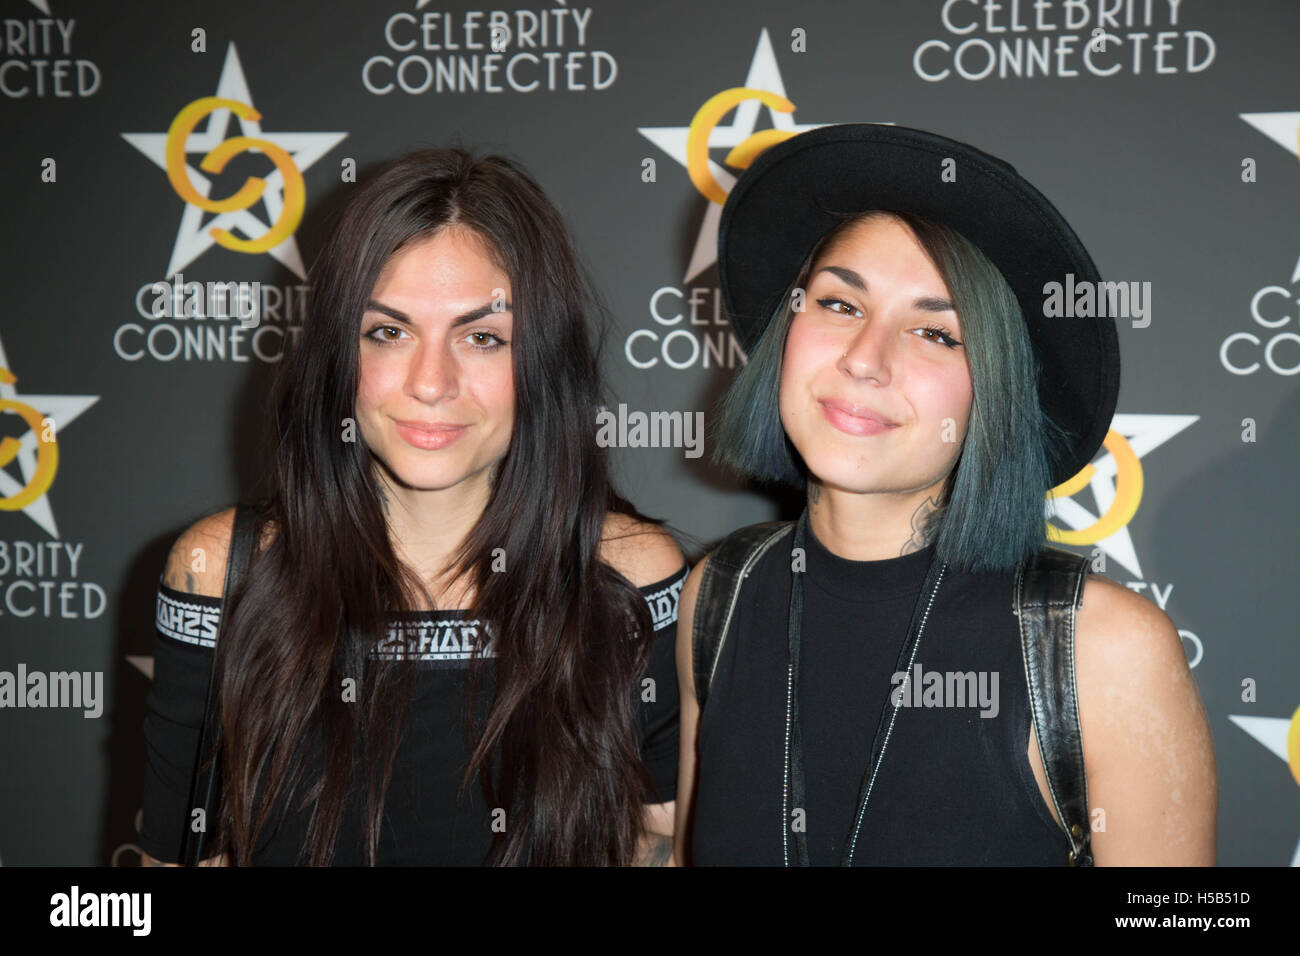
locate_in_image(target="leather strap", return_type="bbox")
[691,521,793,712]
[181,502,258,866]
[1016,545,1094,866]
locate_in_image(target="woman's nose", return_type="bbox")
[407,340,459,402]
[836,319,891,385]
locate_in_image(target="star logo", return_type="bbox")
[1228,705,1300,865]
[127,655,154,681]
[1047,413,1198,579]
[122,42,346,280]
[0,333,97,538]
[1240,109,1300,282]
[637,28,855,284]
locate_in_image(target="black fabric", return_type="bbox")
[183,501,257,866]
[691,521,1070,866]
[140,564,687,865]
[692,521,792,711]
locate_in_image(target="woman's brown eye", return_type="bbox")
[816,297,858,316]
[365,325,404,345]
[465,331,506,351]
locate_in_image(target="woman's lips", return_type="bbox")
[818,399,899,437]
[393,420,469,450]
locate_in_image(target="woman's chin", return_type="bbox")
[799,455,946,498]
[796,448,887,494]
[379,458,484,494]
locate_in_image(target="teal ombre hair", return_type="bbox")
[713,210,1073,575]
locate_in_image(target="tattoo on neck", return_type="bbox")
[377,484,390,516]
[900,494,941,556]
[807,480,822,511]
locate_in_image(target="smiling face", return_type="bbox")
[779,214,974,497]
[357,225,515,497]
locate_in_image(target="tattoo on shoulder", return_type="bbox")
[163,541,203,593]
[900,495,941,556]
[633,833,673,867]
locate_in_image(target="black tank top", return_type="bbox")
[141,565,687,865]
[691,522,1070,866]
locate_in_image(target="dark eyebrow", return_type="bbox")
[813,266,955,314]
[364,299,512,328]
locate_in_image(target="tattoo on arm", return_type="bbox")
[900,495,941,556]
[632,832,674,867]
[163,542,203,593]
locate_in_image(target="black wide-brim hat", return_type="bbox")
[717,123,1120,488]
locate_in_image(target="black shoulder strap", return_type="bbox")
[692,521,794,712]
[1016,545,1094,867]
[181,502,259,866]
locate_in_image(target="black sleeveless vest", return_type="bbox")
[690,521,1071,866]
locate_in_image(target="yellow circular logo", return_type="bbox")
[1046,429,1143,544]
[1288,703,1300,788]
[165,96,305,253]
[0,367,59,511]
[686,87,797,205]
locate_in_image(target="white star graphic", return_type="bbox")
[1046,413,1198,579]
[127,655,154,681]
[637,28,853,284]
[122,42,346,280]
[1240,110,1300,282]
[1227,712,1300,865]
[0,333,98,539]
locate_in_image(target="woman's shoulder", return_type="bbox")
[1070,572,1216,863]
[1072,571,1204,762]
[598,511,685,590]
[161,506,277,597]
[1075,573,1179,653]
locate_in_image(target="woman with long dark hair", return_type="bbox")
[140,147,685,866]
[674,124,1216,866]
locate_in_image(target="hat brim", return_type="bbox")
[717,123,1120,489]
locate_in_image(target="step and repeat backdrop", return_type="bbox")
[0,0,1296,866]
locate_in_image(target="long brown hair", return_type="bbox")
[208,148,656,865]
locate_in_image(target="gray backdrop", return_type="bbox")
[0,0,1297,865]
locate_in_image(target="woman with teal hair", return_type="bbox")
[672,124,1216,866]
